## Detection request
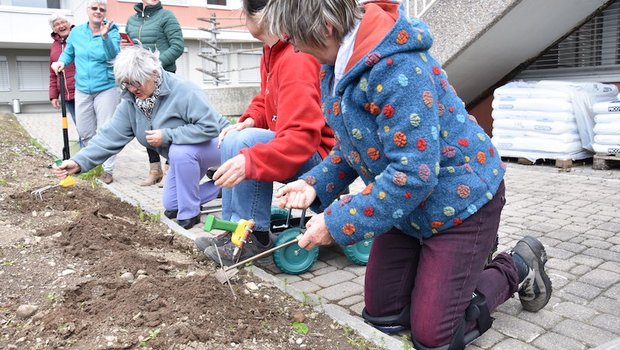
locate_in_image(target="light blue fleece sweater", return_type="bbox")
[72,71,230,173]
[59,21,120,94]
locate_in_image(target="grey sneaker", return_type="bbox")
[512,236,552,312]
[203,233,273,266]
[195,233,231,254]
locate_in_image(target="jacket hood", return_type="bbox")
[134,1,163,16]
[346,1,433,73]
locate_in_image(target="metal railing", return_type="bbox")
[413,0,439,17]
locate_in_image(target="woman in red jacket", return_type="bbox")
[195,0,335,264]
[48,12,82,147]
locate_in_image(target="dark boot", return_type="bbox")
[511,236,552,312]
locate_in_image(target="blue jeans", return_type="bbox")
[220,128,322,231]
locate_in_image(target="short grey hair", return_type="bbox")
[263,0,362,47]
[48,11,70,28]
[113,46,162,86]
[87,0,107,8]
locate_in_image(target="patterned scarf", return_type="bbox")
[135,75,162,120]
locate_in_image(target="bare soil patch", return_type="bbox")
[0,113,373,350]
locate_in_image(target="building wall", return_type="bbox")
[0,48,53,113]
[0,0,260,115]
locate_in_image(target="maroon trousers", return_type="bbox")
[364,182,519,347]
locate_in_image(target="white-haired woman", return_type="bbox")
[51,0,120,184]
[124,0,185,186]
[52,46,230,230]
[268,1,551,349]
[48,12,82,148]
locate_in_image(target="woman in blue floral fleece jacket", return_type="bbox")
[268,1,552,349]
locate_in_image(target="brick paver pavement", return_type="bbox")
[17,112,620,349]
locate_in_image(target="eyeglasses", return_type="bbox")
[90,6,107,13]
[120,80,143,90]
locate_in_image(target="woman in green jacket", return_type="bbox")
[123,0,185,186]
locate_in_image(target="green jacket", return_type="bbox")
[126,2,184,73]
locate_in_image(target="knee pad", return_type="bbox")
[412,290,493,350]
[362,305,410,333]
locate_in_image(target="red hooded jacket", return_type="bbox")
[49,28,76,102]
[239,41,335,181]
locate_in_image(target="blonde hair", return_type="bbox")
[263,0,362,47]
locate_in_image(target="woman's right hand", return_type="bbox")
[52,160,80,179]
[218,118,255,147]
[51,99,60,109]
[51,61,65,74]
[275,179,317,209]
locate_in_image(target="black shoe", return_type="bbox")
[512,236,552,312]
[165,206,204,220]
[177,214,201,230]
[164,210,178,219]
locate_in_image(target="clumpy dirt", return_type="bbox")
[0,113,375,350]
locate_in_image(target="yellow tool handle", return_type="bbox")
[54,159,77,188]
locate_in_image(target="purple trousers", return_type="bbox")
[364,182,519,347]
[162,141,221,220]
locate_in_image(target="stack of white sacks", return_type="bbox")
[592,99,620,155]
[491,80,619,162]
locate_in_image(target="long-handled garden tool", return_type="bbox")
[59,70,71,161]
[31,71,78,200]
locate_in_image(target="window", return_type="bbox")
[11,0,59,8]
[207,0,226,6]
[17,56,49,91]
[238,52,261,83]
[520,1,620,77]
[176,48,190,80]
[0,57,9,92]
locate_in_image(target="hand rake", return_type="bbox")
[212,234,303,285]
[31,160,77,200]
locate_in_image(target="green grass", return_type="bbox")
[28,138,46,152]
[77,164,103,183]
[139,328,160,347]
[0,179,7,186]
[136,205,161,223]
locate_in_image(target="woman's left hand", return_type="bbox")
[145,129,164,147]
[101,19,113,40]
[298,213,334,250]
[213,154,246,188]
